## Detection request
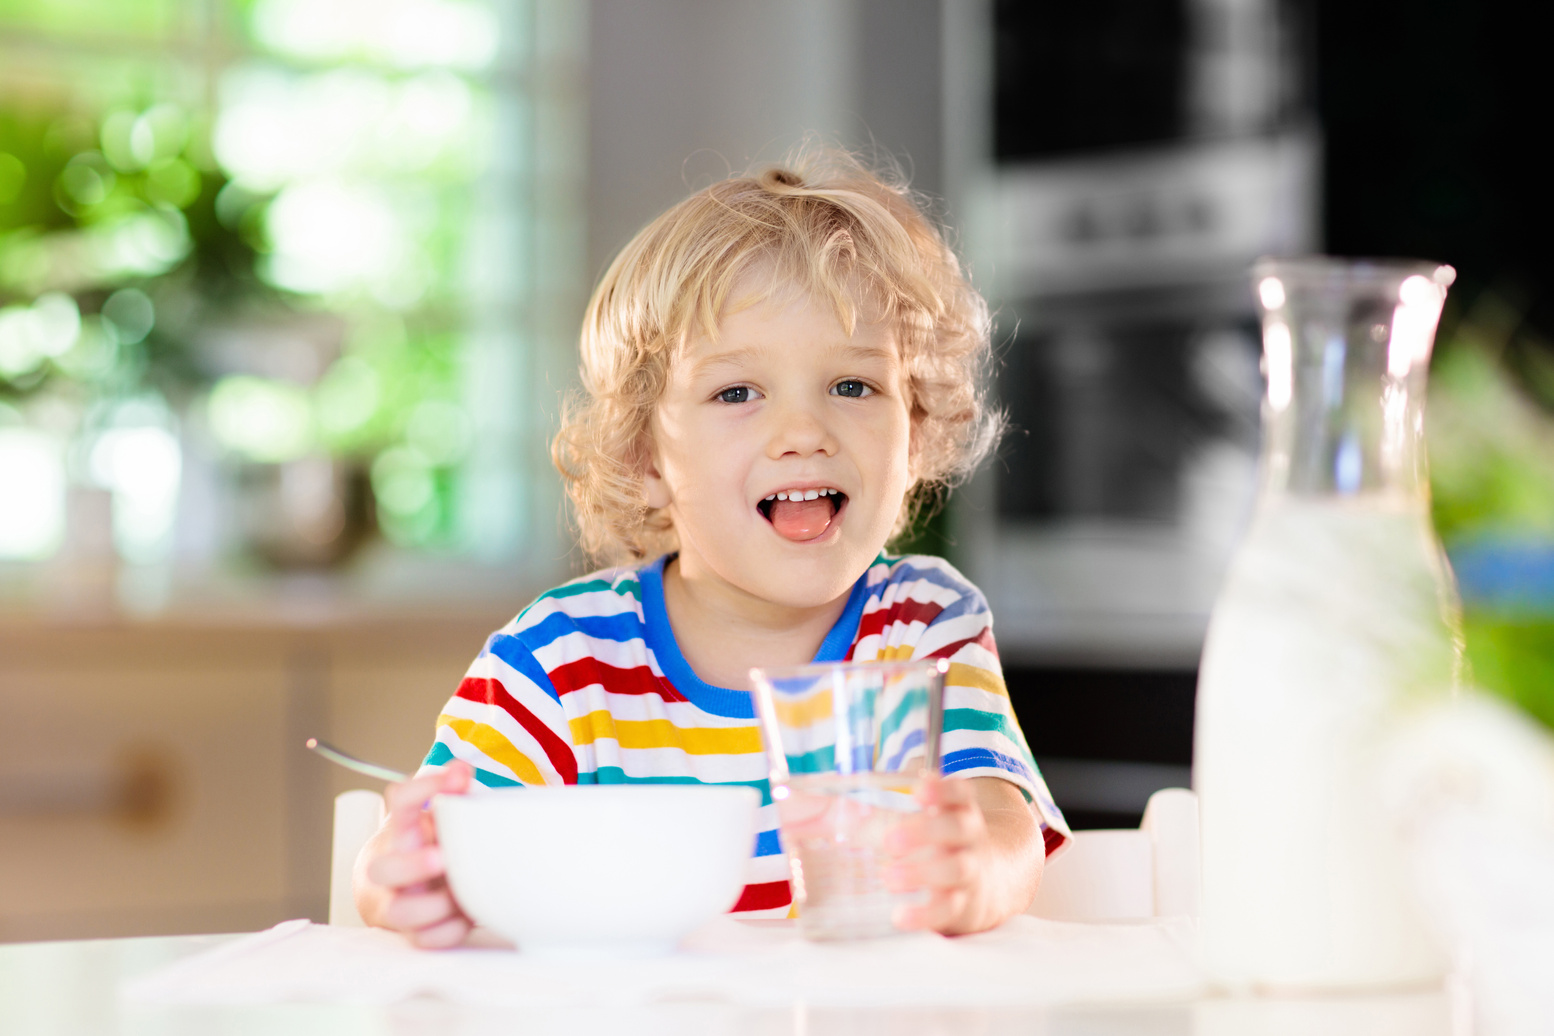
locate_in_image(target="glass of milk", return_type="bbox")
[1195,258,1462,992]
[750,659,948,941]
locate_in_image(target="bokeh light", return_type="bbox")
[313,355,381,444]
[89,423,181,564]
[405,399,471,465]
[371,444,441,545]
[2,0,523,567]
[249,0,500,72]
[0,426,66,560]
[0,293,81,379]
[262,180,410,297]
[101,288,154,345]
[208,376,314,463]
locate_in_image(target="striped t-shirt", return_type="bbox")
[422,553,1070,917]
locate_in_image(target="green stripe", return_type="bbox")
[424,741,522,787]
[541,577,641,602]
[781,745,837,777]
[943,708,1038,770]
[877,687,929,744]
[581,767,774,806]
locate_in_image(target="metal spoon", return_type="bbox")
[305,738,409,783]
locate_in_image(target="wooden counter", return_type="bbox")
[0,581,527,943]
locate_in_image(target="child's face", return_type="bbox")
[644,285,914,609]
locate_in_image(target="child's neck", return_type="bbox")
[660,554,851,692]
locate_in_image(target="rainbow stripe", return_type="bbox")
[422,554,1070,917]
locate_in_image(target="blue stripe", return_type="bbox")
[942,746,1036,783]
[862,557,986,624]
[423,741,522,787]
[637,556,871,719]
[754,827,783,856]
[515,609,648,652]
[483,632,563,704]
[943,708,1037,771]
[870,556,971,596]
[881,727,926,771]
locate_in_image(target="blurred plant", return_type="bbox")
[0,0,497,564]
[0,99,249,401]
[1429,292,1554,731]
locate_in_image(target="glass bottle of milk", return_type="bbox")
[1195,258,1462,991]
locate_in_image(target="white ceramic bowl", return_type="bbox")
[433,784,760,955]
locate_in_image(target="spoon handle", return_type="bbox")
[305,738,409,783]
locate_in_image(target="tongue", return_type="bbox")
[768,498,834,541]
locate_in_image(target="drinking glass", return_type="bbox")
[750,658,948,941]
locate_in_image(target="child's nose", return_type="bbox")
[766,398,838,458]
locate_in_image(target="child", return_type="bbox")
[354,150,1071,947]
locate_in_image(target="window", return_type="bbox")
[0,0,584,591]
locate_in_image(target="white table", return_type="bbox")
[0,926,1456,1036]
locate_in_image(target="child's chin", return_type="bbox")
[749,549,869,606]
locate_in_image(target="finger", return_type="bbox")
[912,847,974,891]
[365,845,446,891]
[382,884,463,932]
[385,774,447,820]
[383,764,475,849]
[441,760,474,794]
[408,912,472,949]
[916,807,983,850]
[894,886,967,933]
[885,813,930,856]
[917,774,975,809]
[386,762,474,814]
[883,857,919,893]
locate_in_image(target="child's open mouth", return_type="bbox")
[758,488,847,542]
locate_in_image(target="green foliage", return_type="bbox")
[0,4,487,553]
[1464,615,1554,732]
[1430,293,1554,731]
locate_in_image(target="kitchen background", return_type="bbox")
[2,0,1551,941]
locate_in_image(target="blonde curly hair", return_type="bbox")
[552,148,1000,565]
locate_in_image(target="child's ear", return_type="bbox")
[638,436,672,510]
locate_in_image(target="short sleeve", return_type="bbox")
[420,626,580,788]
[909,564,1073,856]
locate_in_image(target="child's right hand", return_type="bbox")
[353,761,474,948]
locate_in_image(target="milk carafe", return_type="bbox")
[1194,258,1461,991]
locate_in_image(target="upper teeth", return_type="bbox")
[765,488,839,502]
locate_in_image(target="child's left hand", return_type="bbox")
[883,774,1045,936]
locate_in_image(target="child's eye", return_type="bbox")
[717,386,755,404]
[831,379,872,398]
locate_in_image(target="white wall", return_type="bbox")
[587,0,945,282]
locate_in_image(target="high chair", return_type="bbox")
[1027,787,1201,921]
[326,786,1202,926]
[329,789,386,927]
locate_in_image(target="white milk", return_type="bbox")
[1194,495,1459,990]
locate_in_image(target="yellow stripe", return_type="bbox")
[771,689,833,728]
[947,662,1008,698]
[568,711,763,755]
[876,645,916,662]
[439,715,547,785]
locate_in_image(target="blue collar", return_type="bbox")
[638,555,869,719]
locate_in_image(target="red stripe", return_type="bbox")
[546,657,690,704]
[925,625,1000,661]
[1043,826,1067,857]
[854,596,946,644]
[455,676,579,784]
[731,880,792,912]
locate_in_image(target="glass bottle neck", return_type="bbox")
[1254,259,1452,508]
